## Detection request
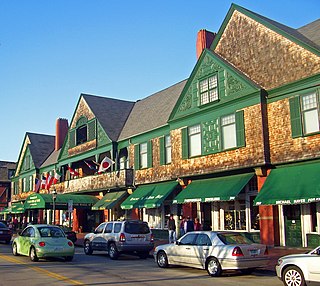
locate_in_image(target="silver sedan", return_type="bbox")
[275,246,320,286]
[154,231,269,277]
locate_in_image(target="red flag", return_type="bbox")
[46,174,54,190]
[40,175,46,189]
[68,166,79,176]
[52,170,62,184]
[98,157,115,173]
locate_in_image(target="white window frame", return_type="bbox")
[165,135,172,164]
[221,114,236,150]
[301,92,320,134]
[199,74,219,105]
[188,124,201,157]
[140,142,148,169]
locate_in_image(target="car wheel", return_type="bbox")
[157,251,168,268]
[12,243,18,256]
[206,257,222,277]
[29,247,39,262]
[138,251,149,259]
[283,266,306,286]
[108,243,119,260]
[84,240,93,255]
[65,256,73,262]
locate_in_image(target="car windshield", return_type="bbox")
[0,222,7,228]
[38,226,65,238]
[218,233,254,245]
[124,222,150,234]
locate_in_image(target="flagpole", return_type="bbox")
[52,189,57,225]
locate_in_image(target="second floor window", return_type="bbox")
[189,125,202,157]
[134,141,153,170]
[221,114,236,149]
[199,74,218,105]
[140,143,148,169]
[290,90,320,138]
[76,125,88,145]
[165,135,172,164]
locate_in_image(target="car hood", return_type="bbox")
[281,253,312,260]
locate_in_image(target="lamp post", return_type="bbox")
[52,189,57,225]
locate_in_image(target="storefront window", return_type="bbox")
[250,196,260,230]
[224,200,246,230]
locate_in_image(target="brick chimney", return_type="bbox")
[55,118,68,151]
[196,29,216,59]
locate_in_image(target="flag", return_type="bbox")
[84,160,97,171]
[68,166,79,176]
[98,156,115,173]
[45,174,54,190]
[40,175,46,189]
[33,178,40,193]
[52,170,62,184]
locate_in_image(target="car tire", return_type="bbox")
[156,251,168,268]
[138,251,149,259]
[65,256,73,262]
[84,240,93,255]
[12,243,18,256]
[206,257,222,277]
[29,246,39,262]
[108,243,119,260]
[283,266,306,286]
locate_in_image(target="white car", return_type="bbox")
[154,231,269,277]
[276,246,320,286]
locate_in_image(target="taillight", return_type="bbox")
[119,233,126,242]
[232,246,244,256]
[39,241,46,247]
[150,233,154,243]
[264,246,268,255]
[68,241,73,247]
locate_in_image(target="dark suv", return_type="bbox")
[83,220,154,259]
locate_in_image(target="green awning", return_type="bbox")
[24,193,99,210]
[254,162,320,206]
[173,173,254,203]
[121,181,178,209]
[0,202,25,214]
[92,191,127,210]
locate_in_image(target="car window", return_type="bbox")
[38,227,64,238]
[105,223,113,233]
[21,227,32,237]
[180,233,197,245]
[125,222,150,234]
[95,223,106,234]
[195,234,212,246]
[29,227,35,237]
[218,233,253,245]
[114,223,122,233]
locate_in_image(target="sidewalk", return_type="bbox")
[75,232,309,272]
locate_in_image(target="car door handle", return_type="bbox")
[185,247,191,250]
[203,248,209,251]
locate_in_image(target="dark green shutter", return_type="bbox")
[181,127,189,159]
[159,136,165,165]
[69,129,76,148]
[147,140,153,168]
[134,144,140,170]
[289,97,303,138]
[236,110,245,147]
[87,119,96,141]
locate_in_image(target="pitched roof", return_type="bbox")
[82,94,135,141]
[27,133,55,168]
[41,149,60,168]
[298,19,320,47]
[119,80,187,140]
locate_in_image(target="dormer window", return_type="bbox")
[76,124,88,145]
[199,74,218,105]
[69,117,96,148]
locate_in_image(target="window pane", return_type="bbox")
[222,124,236,149]
[199,79,208,92]
[190,133,201,157]
[140,143,147,153]
[302,93,317,111]
[304,109,319,134]
[189,125,201,135]
[208,75,217,89]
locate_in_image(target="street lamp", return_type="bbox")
[52,189,57,225]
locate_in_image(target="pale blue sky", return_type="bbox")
[0,0,319,162]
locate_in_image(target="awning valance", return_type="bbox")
[254,162,320,206]
[173,173,254,204]
[24,193,99,210]
[92,191,127,210]
[121,181,178,209]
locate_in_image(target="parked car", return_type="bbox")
[57,225,77,244]
[12,224,75,262]
[0,221,12,244]
[276,246,320,286]
[83,220,154,259]
[154,231,269,277]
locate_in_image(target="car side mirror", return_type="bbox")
[175,240,180,245]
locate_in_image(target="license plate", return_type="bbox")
[54,247,63,251]
[249,249,260,256]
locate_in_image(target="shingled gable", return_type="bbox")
[210,3,320,90]
[118,80,187,141]
[82,94,135,141]
[169,49,261,121]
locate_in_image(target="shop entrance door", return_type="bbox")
[284,205,302,247]
[202,203,212,230]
